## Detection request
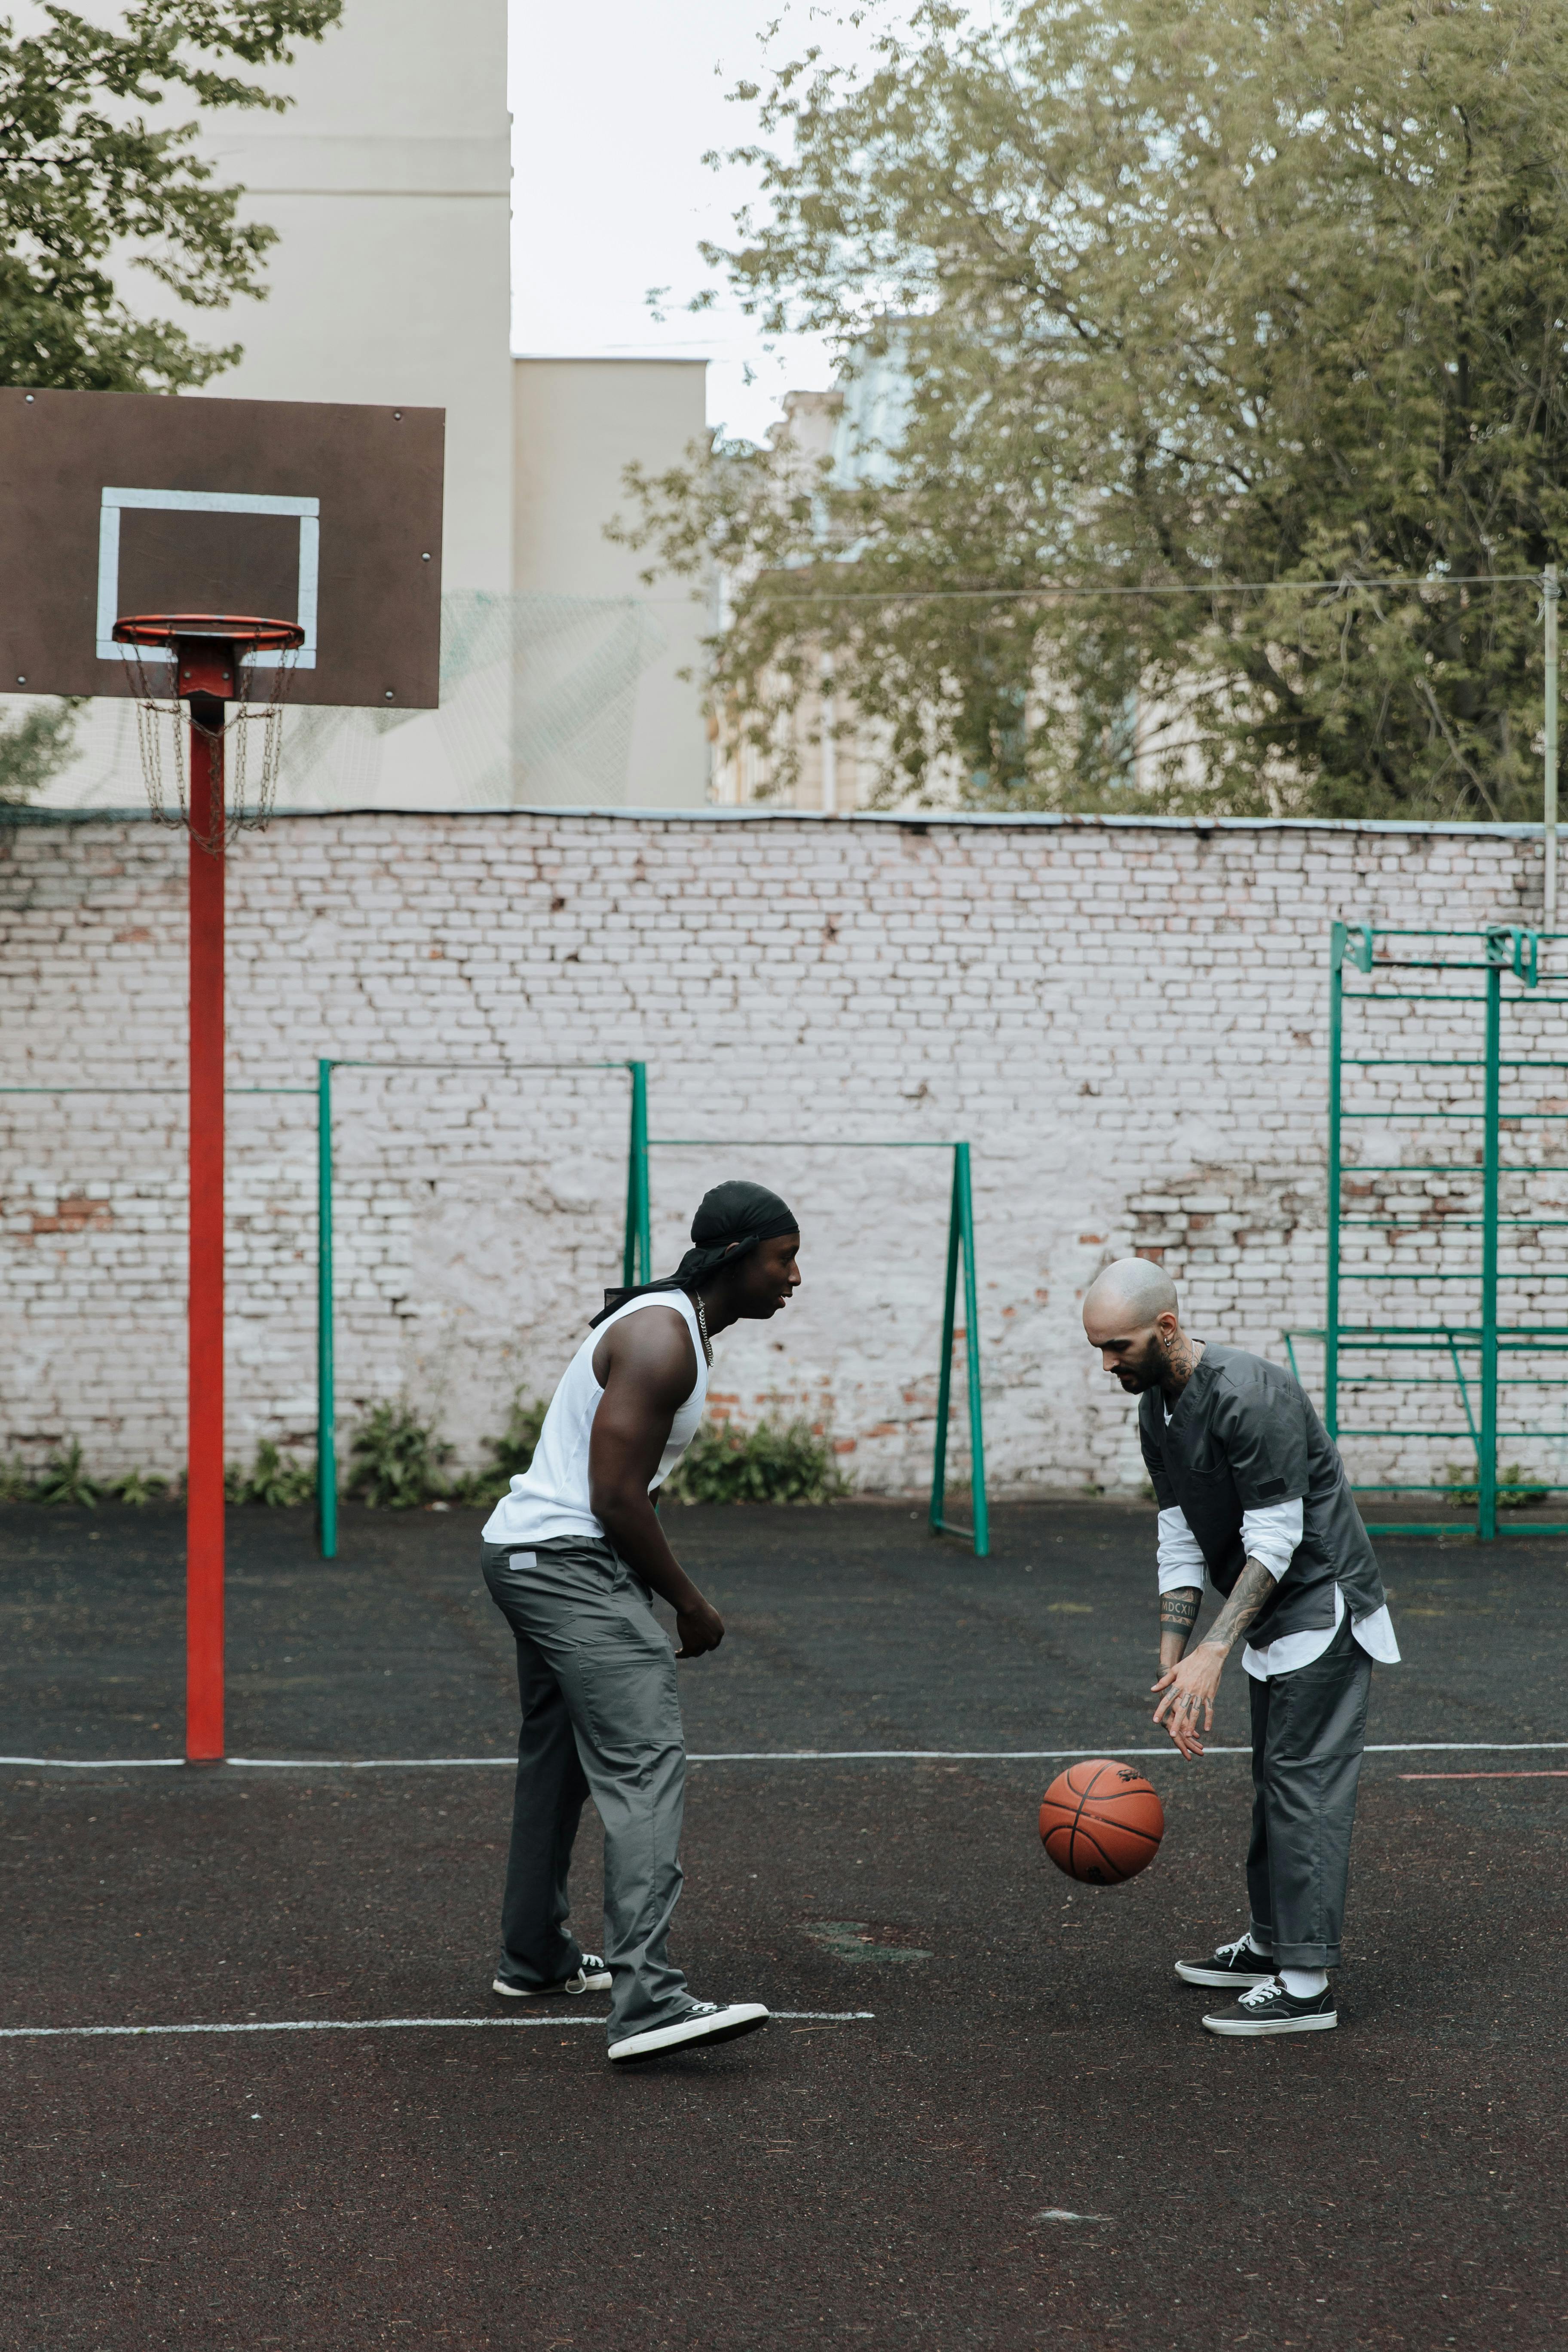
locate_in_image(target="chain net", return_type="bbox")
[127,638,301,851]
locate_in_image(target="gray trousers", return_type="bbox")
[481,1536,693,2043]
[1246,1614,1372,1970]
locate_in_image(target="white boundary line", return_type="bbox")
[0,2010,873,2042]
[3,1743,1566,1771]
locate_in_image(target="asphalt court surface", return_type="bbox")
[2,1499,1565,2348]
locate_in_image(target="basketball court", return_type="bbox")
[1,384,1561,2349]
[1,1496,1561,2349]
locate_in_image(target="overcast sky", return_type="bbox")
[508,0,892,442]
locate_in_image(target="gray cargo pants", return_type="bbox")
[481,1536,694,2043]
[1246,1613,1373,1969]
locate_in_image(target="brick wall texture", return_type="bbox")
[1,808,1558,1499]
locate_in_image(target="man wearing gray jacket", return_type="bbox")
[1083,1258,1400,2038]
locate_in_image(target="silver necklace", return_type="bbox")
[694,1292,713,1366]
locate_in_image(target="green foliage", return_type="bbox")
[627,0,1568,819]
[238,1439,314,1506]
[345,1402,453,1511]
[0,0,343,394]
[0,699,83,806]
[109,1467,169,1506]
[1445,1461,1550,1510]
[664,1416,848,1506]
[481,1392,547,1484]
[0,1454,35,1501]
[445,1392,550,1509]
[34,1439,100,1507]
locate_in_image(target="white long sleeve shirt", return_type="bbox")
[1157,1498,1401,1679]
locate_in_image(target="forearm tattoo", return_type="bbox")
[1158,1588,1201,1637]
[1200,1555,1277,1657]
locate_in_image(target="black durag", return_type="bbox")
[591,1179,799,1327]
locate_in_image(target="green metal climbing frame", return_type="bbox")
[315,1057,649,1559]
[1283,923,1568,1538]
[635,1130,989,1556]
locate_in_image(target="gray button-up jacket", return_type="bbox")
[1138,1343,1387,1644]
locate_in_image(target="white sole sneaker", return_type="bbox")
[492,1963,612,1999]
[1175,1959,1276,1989]
[607,2003,770,2064]
[1202,2007,1338,2037]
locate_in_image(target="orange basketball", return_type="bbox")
[1038,1759,1164,1885]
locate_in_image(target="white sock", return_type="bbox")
[1279,1966,1328,1999]
[1245,1930,1273,1957]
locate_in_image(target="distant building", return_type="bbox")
[711,346,939,814]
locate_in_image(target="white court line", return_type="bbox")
[0,2010,873,2042]
[4,1743,1568,1770]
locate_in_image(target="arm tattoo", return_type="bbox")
[1158,1589,1201,1635]
[1199,1555,1277,1657]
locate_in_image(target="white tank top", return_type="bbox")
[481,1290,709,1549]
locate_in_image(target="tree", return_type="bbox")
[2,1,343,390]
[0,0,342,802]
[0,700,82,804]
[625,0,1568,819]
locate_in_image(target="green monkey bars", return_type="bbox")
[1283,923,1568,1539]
[315,1058,649,1558]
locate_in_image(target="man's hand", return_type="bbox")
[674,1597,726,1660]
[1150,1554,1277,1759]
[1152,1644,1224,1759]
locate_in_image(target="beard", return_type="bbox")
[1113,1334,1170,1393]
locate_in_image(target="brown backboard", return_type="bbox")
[0,388,444,707]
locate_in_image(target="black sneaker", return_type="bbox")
[1202,1978,1337,2037]
[607,2002,770,2064]
[492,1954,612,1999]
[1174,1932,1276,1990]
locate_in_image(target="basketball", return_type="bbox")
[1039,1759,1164,1885]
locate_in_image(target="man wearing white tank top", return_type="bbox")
[480,1181,801,2063]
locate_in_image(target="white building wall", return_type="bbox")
[511,358,710,807]
[191,0,513,596]
[0,810,1556,1504]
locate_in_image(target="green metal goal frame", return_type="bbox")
[634,1131,990,1556]
[315,1057,650,1558]
[1283,922,1568,1539]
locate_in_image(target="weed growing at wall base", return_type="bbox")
[1445,1461,1550,1510]
[346,1395,548,1511]
[0,1455,34,1502]
[33,1442,101,1508]
[232,1442,314,1507]
[480,1392,547,1486]
[110,1468,169,1506]
[0,1403,548,1513]
[345,1403,453,1510]
[665,1418,848,1506]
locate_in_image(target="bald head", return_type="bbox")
[1084,1257,1178,1329]
[1083,1257,1188,1397]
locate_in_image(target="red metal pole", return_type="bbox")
[186,698,226,1762]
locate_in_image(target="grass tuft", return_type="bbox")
[665,1417,848,1506]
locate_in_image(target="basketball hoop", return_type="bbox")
[113,613,305,851]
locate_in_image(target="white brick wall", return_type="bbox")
[0,806,1555,1497]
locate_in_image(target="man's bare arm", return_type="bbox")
[588,1308,724,1657]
